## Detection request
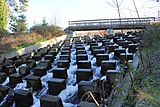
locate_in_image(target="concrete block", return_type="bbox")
[101,60,116,75]
[76,46,85,51]
[9,73,22,88]
[19,66,30,77]
[26,60,36,69]
[14,89,33,107]
[5,65,16,75]
[32,54,41,61]
[78,101,97,107]
[92,49,104,57]
[76,50,86,55]
[38,60,51,70]
[0,72,7,83]
[78,81,94,99]
[108,44,119,52]
[44,54,54,62]
[33,67,46,77]
[40,94,63,107]
[78,60,91,69]
[53,67,68,79]
[96,54,109,66]
[120,53,133,64]
[106,70,121,84]
[128,44,138,53]
[57,60,70,68]
[102,39,110,46]
[48,78,66,95]
[114,48,126,60]
[61,50,70,55]
[77,54,88,63]
[48,50,57,56]
[15,59,23,67]
[76,69,93,83]
[25,76,42,91]
[0,85,9,101]
[59,55,70,61]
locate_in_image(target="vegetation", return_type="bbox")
[30,18,64,39]
[0,0,8,29]
[124,23,160,107]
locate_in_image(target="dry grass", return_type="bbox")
[0,32,47,55]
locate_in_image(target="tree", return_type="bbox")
[5,0,28,33]
[0,0,8,29]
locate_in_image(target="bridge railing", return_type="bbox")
[69,17,155,28]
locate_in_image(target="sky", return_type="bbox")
[25,0,160,29]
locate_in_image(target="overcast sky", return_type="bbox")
[26,0,160,28]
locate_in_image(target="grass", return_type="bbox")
[0,33,49,55]
[124,23,160,107]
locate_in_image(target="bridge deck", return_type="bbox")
[68,17,155,31]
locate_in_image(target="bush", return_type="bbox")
[30,24,65,39]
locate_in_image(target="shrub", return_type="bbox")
[30,24,65,39]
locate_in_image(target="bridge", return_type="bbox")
[68,17,156,31]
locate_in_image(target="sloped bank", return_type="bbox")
[0,34,67,59]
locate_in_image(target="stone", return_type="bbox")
[26,60,36,69]
[78,101,97,107]
[14,89,33,107]
[57,60,70,68]
[40,94,63,107]
[78,60,91,69]
[53,67,68,79]
[96,54,109,66]
[5,65,16,75]
[25,76,42,91]
[38,60,51,70]
[101,60,116,75]
[114,48,126,60]
[0,85,9,101]
[76,54,88,63]
[33,67,46,77]
[19,66,30,77]
[32,54,41,61]
[128,44,138,53]
[9,73,22,88]
[106,70,121,84]
[92,49,104,57]
[76,50,86,55]
[48,78,66,95]
[76,69,93,83]
[0,72,7,83]
[44,54,54,62]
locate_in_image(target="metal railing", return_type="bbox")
[69,17,155,29]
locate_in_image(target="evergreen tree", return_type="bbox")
[0,0,8,29]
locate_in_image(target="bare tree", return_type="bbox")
[106,0,124,33]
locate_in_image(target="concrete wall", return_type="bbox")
[0,34,67,59]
